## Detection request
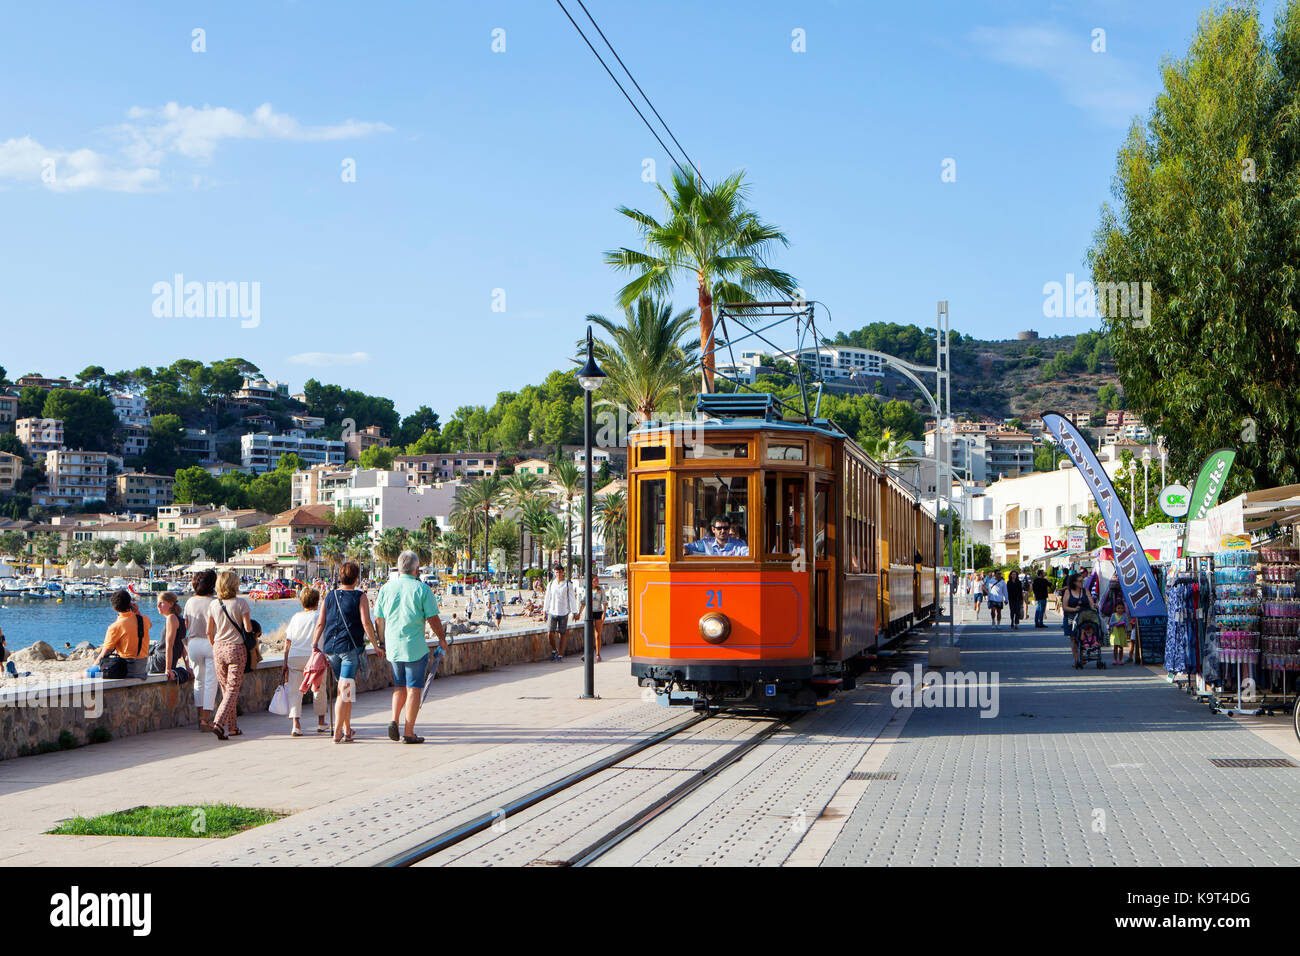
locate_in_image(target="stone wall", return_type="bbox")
[0,617,627,761]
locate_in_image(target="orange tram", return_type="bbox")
[628,394,940,711]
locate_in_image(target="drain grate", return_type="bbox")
[1210,757,1297,768]
[848,771,898,781]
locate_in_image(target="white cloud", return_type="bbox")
[1,103,390,192]
[968,24,1150,126]
[0,136,159,192]
[287,351,372,367]
[119,102,392,165]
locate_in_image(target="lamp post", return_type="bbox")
[1142,448,1152,516]
[577,326,606,700]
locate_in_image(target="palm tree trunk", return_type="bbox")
[566,500,573,581]
[518,524,524,589]
[699,280,715,393]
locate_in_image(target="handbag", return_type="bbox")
[220,600,262,671]
[268,682,291,716]
[332,589,368,679]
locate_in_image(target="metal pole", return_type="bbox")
[581,329,597,700]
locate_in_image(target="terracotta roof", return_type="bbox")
[267,504,334,528]
[249,542,272,554]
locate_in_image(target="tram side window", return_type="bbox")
[638,479,666,557]
[680,475,750,556]
[764,475,805,556]
[814,485,829,559]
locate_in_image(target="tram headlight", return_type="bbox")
[699,612,731,643]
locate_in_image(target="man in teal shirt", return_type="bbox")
[375,549,447,744]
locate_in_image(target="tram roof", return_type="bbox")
[628,417,844,440]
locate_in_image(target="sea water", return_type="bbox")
[0,596,305,654]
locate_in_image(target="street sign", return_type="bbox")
[1158,483,1191,518]
[1067,526,1086,551]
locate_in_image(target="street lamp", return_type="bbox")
[577,325,606,701]
[1142,448,1152,515]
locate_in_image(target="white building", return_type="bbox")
[790,345,887,380]
[328,470,461,534]
[35,449,109,508]
[983,459,1125,566]
[110,393,150,428]
[241,432,345,473]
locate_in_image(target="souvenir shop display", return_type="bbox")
[1259,545,1300,705]
[1210,549,1261,715]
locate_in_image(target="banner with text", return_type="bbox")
[1181,448,1236,557]
[1041,411,1167,617]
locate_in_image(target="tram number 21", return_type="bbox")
[704,590,722,607]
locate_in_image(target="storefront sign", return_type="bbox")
[1182,449,1236,556]
[1042,411,1166,617]
[1220,534,1252,550]
[1096,517,1109,540]
[1068,527,1087,551]
[1158,483,1190,518]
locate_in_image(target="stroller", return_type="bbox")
[1072,608,1106,669]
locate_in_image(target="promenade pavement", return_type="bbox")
[5,599,1300,867]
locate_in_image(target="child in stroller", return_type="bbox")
[1073,608,1106,670]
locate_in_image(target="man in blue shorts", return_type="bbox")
[375,550,446,744]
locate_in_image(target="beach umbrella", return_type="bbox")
[77,562,96,578]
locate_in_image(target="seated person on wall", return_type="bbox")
[685,515,749,556]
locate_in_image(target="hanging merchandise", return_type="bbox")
[1210,549,1261,715]
[1164,575,1193,676]
[1258,545,1299,709]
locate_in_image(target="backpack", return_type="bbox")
[103,613,146,679]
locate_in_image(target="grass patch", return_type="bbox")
[46,804,286,839]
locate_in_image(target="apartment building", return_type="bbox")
[330,471,460,535]
[241,432,345,473]
[115,473,175,512]
[155,504,270,542]
[514,458,551,477]
[182,428,217,462]
[117,424,150,459]
[0,394,17,431]
[343,424,389,461]
[110,393,150,428]
[16,418,64,456]
[0,450,22,493]
[266,504,334,568]
[393,451,499,483]
[34,449,108,508]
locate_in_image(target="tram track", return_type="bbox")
[379,709,791,868]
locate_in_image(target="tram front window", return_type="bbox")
[680,475,750,557]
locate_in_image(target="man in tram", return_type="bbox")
[686,515,749,556]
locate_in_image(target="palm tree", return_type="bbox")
[502,472,544,586]
[863,429,913,468]
[320,534,347,583]
[411,538,433,571]
[296,535,317,578]
[345,533,372,578]
[538,515,567,573]
[595,490,627,564]
[37,531,62,578]
[585,296,698,422]
[373,528,408,576]
[453,475,504,578]
[606,168,797,392]
[418,515,441,548]
[442,531,468,574]
[549,460,582,578]
[520,496,556,585]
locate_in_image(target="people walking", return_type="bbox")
[1032,569,1050,628]
[375,550,446,745]
[987,572,1006,628]
[283,586,329,736]
[974,574,985,617]
[184,570,219,731]
[1006,570,1023,630]
[1062,571,1094,668]
[576,573,606,662]
[543,563,575,661]
[313,560,382,743]
[206,571,252,740]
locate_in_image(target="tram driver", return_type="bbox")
[685,516,749,556]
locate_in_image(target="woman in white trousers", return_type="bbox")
[183,569,219,730]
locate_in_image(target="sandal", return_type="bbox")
[387,721,400,742]
[316,726,331,734]
[211,724,228,741]
[291,729,303,737]
[402,735,425,744]
[229,730,243,737]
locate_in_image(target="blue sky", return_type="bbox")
[0,0,1282,417]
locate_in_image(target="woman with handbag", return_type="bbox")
[283,586,329,736]
[312,560,382,743]
[206,570,253,741]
